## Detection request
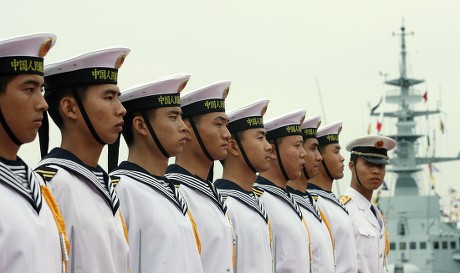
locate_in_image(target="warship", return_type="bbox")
[372,24,460,272]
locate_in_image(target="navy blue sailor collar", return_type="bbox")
[254,176,303,220]
[166,163,198,183]
[42,148,106,174]
[38,147,119,215]
[112,161,188,215]
[215,178,268,223]
[115,161,163,180]
[0,155,43,213]
[307,181,348,214]
[215,178,253,194]
[307,182,332,193]
[165,163,227,214]
[287,186,315,204]
[287,186,322,222]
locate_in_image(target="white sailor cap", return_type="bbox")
[181,80,230,119]
[120,74,190,113]
[44,47,130,92]
[301,114,321,140]
[265,109,306,141]
[317,121,342,146]
[227,99,269,133]
[346,135,396,165]
[0,33,56,76]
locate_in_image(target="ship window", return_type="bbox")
[451,241,457,249]
[420,242,427,249]
[433,241,439,249]
[397,221,406,235]
[399,242,406,250]
[442,241,448,249]
[409,241,416,249]
[390,242,396,250]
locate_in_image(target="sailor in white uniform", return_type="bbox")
[0,33,68,273]
[214,99,273,273]
[341,135,396,273]
[37,48,131,273]
[287,115,335,273]
[254,109,312,273]
[307,121,358,273]
[165,81,234,273]
[108,74,204,273]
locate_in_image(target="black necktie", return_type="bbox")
[370,205,378,220]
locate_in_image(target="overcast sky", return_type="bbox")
[4,0,460,202]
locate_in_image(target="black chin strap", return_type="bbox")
[274,140,290,181]
[353,158,365,188]
[0,108,22,146]
[318,149,334,181]
[141,112,170,158]
[38,111,49,158]
[188,117,215,181]
[107,134,121,172]
[234,134,257,173]
[321,160,334,181]
[188,117,214,162]
[72,89,105,145]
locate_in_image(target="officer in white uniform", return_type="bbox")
[307,121,358,273]
[0,33,67,273]
[108,74,204,273]
[215,99,273,273]
[37,48,131,273]
[287,115,335,273]
[254,109,312,273]
[165,81,234,273]
[341,135,396,273]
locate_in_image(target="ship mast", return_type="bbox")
[372,24,459,196]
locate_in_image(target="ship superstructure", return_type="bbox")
[372,25,460,273]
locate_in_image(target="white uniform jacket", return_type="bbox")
[288,187,335,273]
[166,164,234,273]
[343,187,387,273]
[215,179,273,273]
[0,157,62,273]
[307,183,358,273]
[38,148,130,273]
[254,176,311,273]
[110,161,204,273]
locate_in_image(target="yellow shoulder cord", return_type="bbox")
[378,211,390,271]
[267,218,275,273]
[319,209,336,267]
[226,212,237,269]
[119,210,129,243]
[384,229,390,257]
[40,185,70,273]
[267,218,273,247]
[186,209,202,254]
[117,211,132,273]
[301,217,313,273]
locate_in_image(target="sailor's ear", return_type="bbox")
[132,115,148,136]
[268,143,277,159]
[227,139,239,156]
[60,96,78,120]
[348,160,355,171]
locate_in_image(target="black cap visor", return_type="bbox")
[360,155,390,165]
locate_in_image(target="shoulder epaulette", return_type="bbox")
[339,195,351,205]
[110,175,121,187]
[252,187,264,197]
[35,166,58,183]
